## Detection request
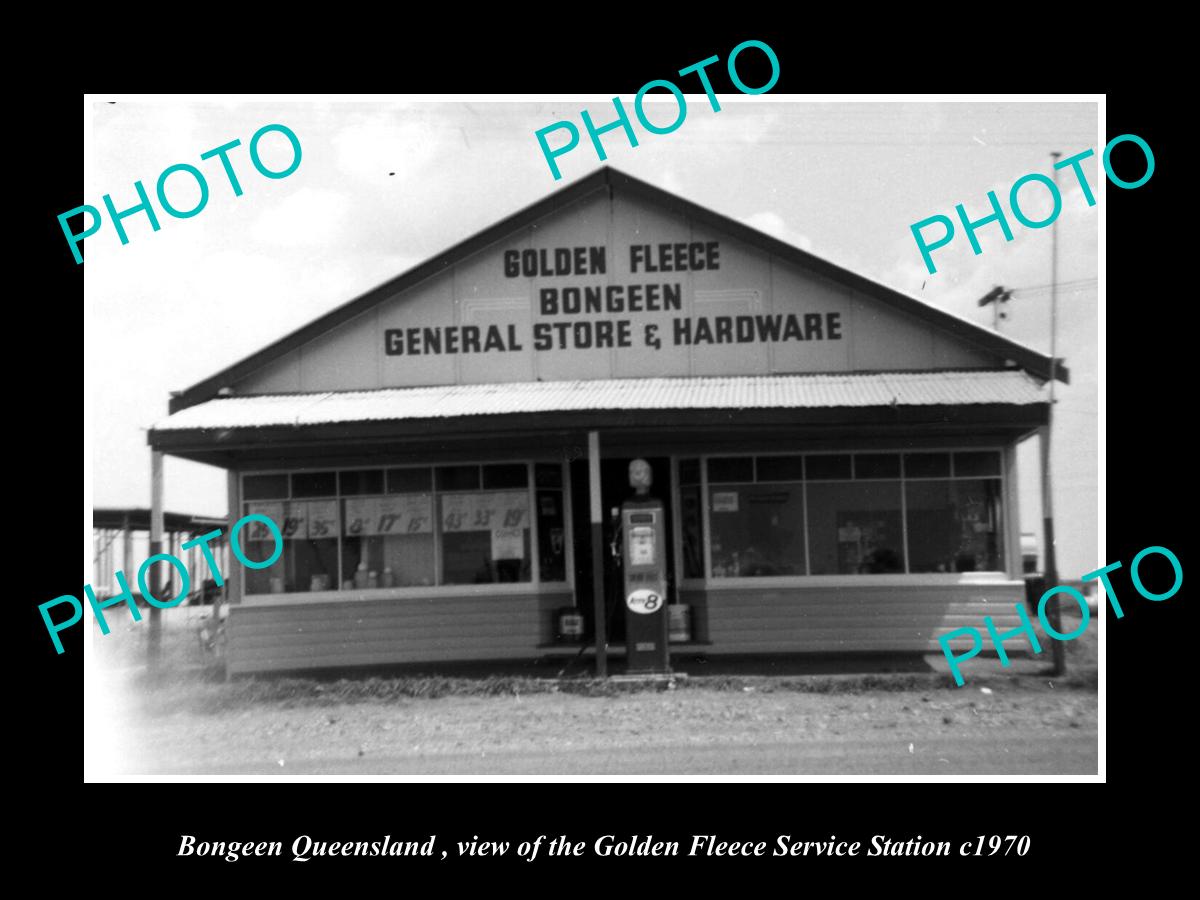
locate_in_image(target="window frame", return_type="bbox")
[675,446,1011,590]
[238,459,573,605]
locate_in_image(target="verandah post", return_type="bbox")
[588,430,607,678]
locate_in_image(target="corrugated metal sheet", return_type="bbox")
[152,371,1046,432]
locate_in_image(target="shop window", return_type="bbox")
[339,469,384,495]
[904,452,950,478]
[388,467,433,493]
[242,499,339,592]
[953,451,1002,477]
[756,455,804,482]
[906,479,1003,572]
[686,448,1006,582]
[291,471,337,498]
[483,464,529,489]
[243,473,288,500]
[242,464,550,595]
[707,457,753,484]
[709,484,806,578]
[342,492,435,587]
[440,490,532,584]
[806,454,852,480]
[807,481,904,575]
[436,466,480,492]
[854,453,901,479]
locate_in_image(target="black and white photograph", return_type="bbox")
[80,93,1102,780]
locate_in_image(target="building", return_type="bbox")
[92,507,227,604]
[147,167,1064,676]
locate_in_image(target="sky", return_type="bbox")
[85,97,1100,577]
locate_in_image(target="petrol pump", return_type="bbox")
[618,458,670,674]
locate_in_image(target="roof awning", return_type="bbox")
[151,370,1045,438]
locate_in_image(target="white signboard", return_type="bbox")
[345,494,433,536]
[491,527,525,560]
[244,502,284,540]
[442,491,529,532]
[626,588,663,615]
[712,491,739,513]
[307,500,339,539]
[383,494,434,534]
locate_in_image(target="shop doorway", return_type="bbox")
[569,456,675,645]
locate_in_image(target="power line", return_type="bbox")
[1013,278,1098,292]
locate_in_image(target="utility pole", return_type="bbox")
[1043,151,1064,676]
[977,285,1013,331]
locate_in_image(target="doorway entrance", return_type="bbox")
[569,456,675,645]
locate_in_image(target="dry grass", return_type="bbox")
[105,601,1099,717]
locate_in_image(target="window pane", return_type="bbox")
[678,458,701,486]
[680,484,704,578]
[243,501,338,593]
[342,533,435,588]
[536,490,567,582]
[290,538,339,591]
[906,479,1004,572]
[243,474,288,500]
[806,455,852,480]
[707,457,753,484]
[387,467,432,493]
[708,484,805,577]
[243,543,276,594]
[338,469,384,495]
[904,453,950,478]
[291,471,337,498]
[440,491,531,584]
[342,494,434,587]
[756,455,804,482]
[954,451,1002,477]
[854,454,900,479]
[807,481,904,574]
[483,463,529,489]
[436,466,480,491]
[535,463,563,488]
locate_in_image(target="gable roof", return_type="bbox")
[168,166,1067,414]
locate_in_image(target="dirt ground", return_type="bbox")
[88,605,1098,777]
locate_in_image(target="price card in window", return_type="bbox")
[491,526,525,560]
[381,493,432,534]
[307,499,339,539]
[280,500,307,540]
[492,491,529,529]
[345,496,381,535]
[443,492,529,532]
[441,494,472,532]
[245,502,283,540]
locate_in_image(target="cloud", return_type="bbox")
[250,187,351,248]
[332,115,446,184]
[880,174,1099,318]
[739,210,814,251]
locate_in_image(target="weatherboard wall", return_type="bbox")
[223,583,1023,675]
[226,591,572,676]
[680,583,1026,655]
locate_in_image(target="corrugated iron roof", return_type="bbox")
[151,371,1046,432]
